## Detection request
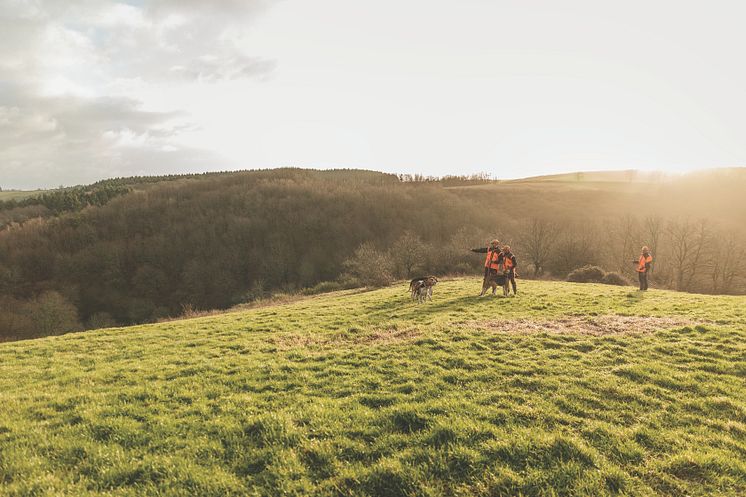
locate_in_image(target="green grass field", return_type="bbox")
[1,278,744,496]
[0,190,45,202]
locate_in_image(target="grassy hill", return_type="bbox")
[1,278,744,496]
[3,167,746,341]
[0,189,46,202]
[454,167,746,228]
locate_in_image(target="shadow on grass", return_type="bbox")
[364,290,503,321]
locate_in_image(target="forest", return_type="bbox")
[1,167,745,340]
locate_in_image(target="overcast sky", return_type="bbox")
[1,0,745,189]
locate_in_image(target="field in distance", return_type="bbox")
[0,190,47,202]
[0,278,744,496]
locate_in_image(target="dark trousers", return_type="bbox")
[507,269,517,294]
[638,271,648,291]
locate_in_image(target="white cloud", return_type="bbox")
[0,0,275,188]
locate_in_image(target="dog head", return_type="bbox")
[425,276,438,286]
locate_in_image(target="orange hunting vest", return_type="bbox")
[637,253,652,273]
[484,249,502,270]
[503,254,514,271]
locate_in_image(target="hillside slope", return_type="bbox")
[455,167,746,227]
[2,167,746,341]
[1,279,744,496]
[0,190,45,202]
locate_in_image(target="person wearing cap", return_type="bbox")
[633,246,653,291]
[501,245,518,295]
[471,239,504,296]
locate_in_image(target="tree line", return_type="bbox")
[1,168,744,341]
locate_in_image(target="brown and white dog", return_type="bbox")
[481,270,510,297]
[409,276,439,303]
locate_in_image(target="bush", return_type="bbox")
[567,265,606,283]
[568,266,631,286]
[87,312,117,330]
[601,271,630,286]
[342,242,395,287]
[25,291,82,337]
[390,231,426,278]
[301,281,343,295]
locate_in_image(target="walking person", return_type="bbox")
[501,245,518,295]
[471,239,503,296]
[633,246,653,291]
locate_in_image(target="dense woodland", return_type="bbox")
[1,167,745,340]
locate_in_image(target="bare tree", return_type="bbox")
[390,231,426,278]
[666,219,692,291]
[520,218,559,276]
[24,291,81,337]
[666,219,710,292]
[683,220,710,292]
[644,216,663,274]
[342,242,394,287]
[602,215,640,273]
[547,220,600,277]
[711,233,745,294]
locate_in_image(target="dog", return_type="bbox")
[480,270,510,297]
[409,276,438,303]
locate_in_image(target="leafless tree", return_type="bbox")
[711,233,745,294]
[644,216,663,273]
[547,220,599,277]
[666,219,710,291]
[390,231,426,278]
[520,218,559,276]
[603,215,640,273]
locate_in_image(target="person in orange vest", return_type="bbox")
[501,245,518,295]
[633,246,653,291]
[471,239,504,296]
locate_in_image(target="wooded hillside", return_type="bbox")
[1,167,745,340]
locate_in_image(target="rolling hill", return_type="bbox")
[1,278,744,496]
[0,189,47,202]
[2,167,746,341]
[454,167,746,229]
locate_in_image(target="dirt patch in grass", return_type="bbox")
[471,315,699,336]
[272,326,422,350]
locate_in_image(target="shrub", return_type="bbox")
[601,271,630,286]
[342,242,394,287]
[301,281,343,295]
[567,265,606,283]
[390,231,426,278]
[24,291,82,337]
[87,312,117,330]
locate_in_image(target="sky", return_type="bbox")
[1,0,745,189]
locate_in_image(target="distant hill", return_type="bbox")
[455,167,746,228]
[1,277,744,496]
[508,169,667,183]
[0,189,48,202]
[507,167,746,184]
[1,167,745,340]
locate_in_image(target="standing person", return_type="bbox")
[471,239,503,296]
[501,245,518,295]
[633,246,653,291]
